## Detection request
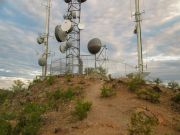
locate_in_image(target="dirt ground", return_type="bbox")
[38,76,179,135]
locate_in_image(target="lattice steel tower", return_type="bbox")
[64,0,86,74]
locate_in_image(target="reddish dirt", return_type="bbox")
[36,77,179,135]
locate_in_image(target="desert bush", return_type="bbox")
[65,73,73,82]
[128,77,145,92]
[47,88,76,111]
[128,111,158,135]
[0,119,12,135]
[84,67,95,75]
[174,121,180,132]
[153,78,162,86]
[96,66,107,76]
[101,86,115,97]
[84,67,107,77]
[72,100,92,120]
[168,81,179,91]
[171,93,180,104]
[11,80,25,92]
[62,88,75,101]
[47,89,62,101]
[0,90,13,105]
[46,75,56,85]
[0,112,16,121]
[13,102,46,135]
[48,88,75,102]
[33,76,42,84]
[136,89,160,103]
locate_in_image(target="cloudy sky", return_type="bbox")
[0,0,180,88]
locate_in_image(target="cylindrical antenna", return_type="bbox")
[135,0,143,75]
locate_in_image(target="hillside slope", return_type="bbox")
[0,75,179,135]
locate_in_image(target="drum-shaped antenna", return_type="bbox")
[38,56,46,66]
[87,38,102,54]
[61,20,73,33]
[59,41,72,54]
[37,36,44,44]
[55,25,67,42]
[78,23,85,30]
[77,0,87,3]
[64,0,71,3]
[59,42,67,54]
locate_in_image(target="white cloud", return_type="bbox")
[0,0,180,86]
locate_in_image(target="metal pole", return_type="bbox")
[95,54,97,69]
[44,0,51,77]
[135,0,143,75]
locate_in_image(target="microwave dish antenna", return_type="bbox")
[37,36,44,44]
[55,25,67,42]
[59,41,73,53]
[78,23,85,30]
[59,43,67,53]
[61,20,73,33]
[64,0,71,3]
[38,56,46,66]
[77,0,87,3]
[88,38,102,54]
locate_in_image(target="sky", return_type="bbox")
[0,0,180,88]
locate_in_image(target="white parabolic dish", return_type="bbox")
[78,23,85,30]
[61,20,73,33]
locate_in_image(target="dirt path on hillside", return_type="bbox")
[71,80,179,135]
[71,81,128,135]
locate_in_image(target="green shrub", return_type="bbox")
[101,86,115,97]
[33,76,42,83]
[65,74,72,82]
[46,76,56,85]
[48,88,75,102]
[175,121,180,132]
[0,112,16,121]
[128,112,158,135]
[128,77,145,92]
[0,119,12,135]
[84,67,95,75]
[47,89,62,101]
[11,80,25,92]
[47,88,75,111]
[171,93,180,104]
[0,90,13,105]
[153,78,162,86]
[13,103,46,135]
[62,88,75,101]
[168,81,179,90]
[23,102,47,114]
[96,67,107,76]
[136,89,160,103]
[72,100,92,120]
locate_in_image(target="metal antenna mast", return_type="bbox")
[135,0,143,75]
[44,0,51,76]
